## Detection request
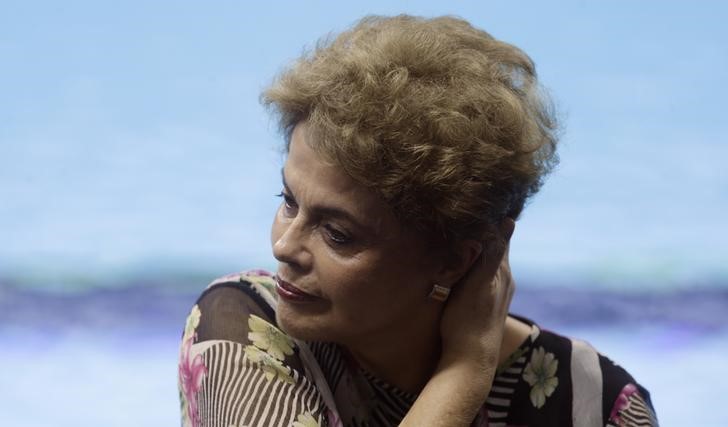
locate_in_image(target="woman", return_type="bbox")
[179,15,658,426]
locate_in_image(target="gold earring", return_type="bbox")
[428,284,450,302]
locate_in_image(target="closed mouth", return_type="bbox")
[275,276,317,300]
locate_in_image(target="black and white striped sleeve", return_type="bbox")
[179,278,327,427]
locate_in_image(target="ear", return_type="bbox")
[433,217,516,289]
[431,239,484,289]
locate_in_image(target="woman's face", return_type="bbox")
[270,123,442,345]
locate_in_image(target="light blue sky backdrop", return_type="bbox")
[2,1,727,290]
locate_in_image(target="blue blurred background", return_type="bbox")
[2,1,726,425]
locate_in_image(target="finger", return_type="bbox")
[481,218,514,267]
[492,219,514,273]
[500,217,515,242]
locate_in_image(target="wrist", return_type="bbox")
[434,354,494,395]
[401,349,496,426]
[439,344,499,373]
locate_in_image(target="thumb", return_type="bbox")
[486,217,515,263]
[500,217,515,242]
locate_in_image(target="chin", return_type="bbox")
[275,304,334,343]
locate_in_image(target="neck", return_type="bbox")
[343,306,442,395]
[341,314,533,395]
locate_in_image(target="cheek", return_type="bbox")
[313,256,376,302]
[327,267,429,330]
[326,255,425,305]
[270,207,284,247]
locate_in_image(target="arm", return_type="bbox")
[178,274,327,427]
[606,382,659,426]
[400,220,516,426]
[398,358,494,426]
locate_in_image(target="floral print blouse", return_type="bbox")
[179,271,658,426]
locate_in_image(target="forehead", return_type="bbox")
[286,125,358,193]
[285,124,393,231]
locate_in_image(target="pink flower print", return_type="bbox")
[179,336,208,427]
[470,404,489,427]
[326,408,343,427]
[609,383,638,425]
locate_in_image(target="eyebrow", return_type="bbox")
[281,168,375,234]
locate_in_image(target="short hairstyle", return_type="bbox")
[262,14,559,247]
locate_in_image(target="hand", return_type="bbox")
[438,219,516,376]
[399,220,516,426]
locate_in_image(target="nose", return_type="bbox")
[271,215,312,272]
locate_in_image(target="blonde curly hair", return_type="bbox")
[262,14,559,247]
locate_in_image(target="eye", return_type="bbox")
[275,191,298,217]
[324,224,352,245]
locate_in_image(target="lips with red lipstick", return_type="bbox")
[275,276,318,302]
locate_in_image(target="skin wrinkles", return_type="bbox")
[280,171,385,244]
[271,122,455,392]
[270,122,531,394]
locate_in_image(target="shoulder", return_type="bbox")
[179,270,331,426]
[597,353,658,427]
[188,270,279,342]
[531,326,658,426]
[202,269,278,308]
